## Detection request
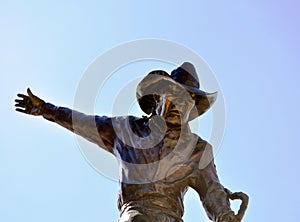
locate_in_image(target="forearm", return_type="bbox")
[41,102,114,152]
[195,158,236,222]
[42,103,73,130]
[202,181,233,221]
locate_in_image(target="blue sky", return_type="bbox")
[1,1,300,221]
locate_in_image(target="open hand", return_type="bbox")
[15,88,45,115]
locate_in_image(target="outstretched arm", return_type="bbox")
[15,88,116,153]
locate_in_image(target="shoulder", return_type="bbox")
[109,115,145,127]
[192,134,212,153]
[190,135,214,169]
[94,115,113,124]
[95,115,149,136]
[94,115,142,125]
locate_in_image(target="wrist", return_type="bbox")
[41,103,58,121]
[217,209,237,222]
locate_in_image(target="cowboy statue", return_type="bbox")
[15,62,248,222]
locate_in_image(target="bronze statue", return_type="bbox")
[15,62,248,222]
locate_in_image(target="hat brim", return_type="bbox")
[136,71,217,121]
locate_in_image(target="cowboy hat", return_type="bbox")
[136,62,217,121]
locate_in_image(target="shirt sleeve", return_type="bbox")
[42,102,116,153]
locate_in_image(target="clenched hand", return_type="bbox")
[218,211,239,222]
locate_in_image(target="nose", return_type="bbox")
[163,99,172,116]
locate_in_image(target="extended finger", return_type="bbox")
[15,102,27,108]
[15,108,29,114]
[15,99,27,104]
[17,93,29,99]
[15,97,30,106]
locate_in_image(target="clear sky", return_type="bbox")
[1,1,300,221]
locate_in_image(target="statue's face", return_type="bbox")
[155,92,195,126]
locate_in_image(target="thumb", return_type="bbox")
[27,88,34,97]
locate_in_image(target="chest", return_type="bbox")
[114,132,203,184]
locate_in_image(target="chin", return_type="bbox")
[165,116,185,126]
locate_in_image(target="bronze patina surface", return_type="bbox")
[15,62,248,222]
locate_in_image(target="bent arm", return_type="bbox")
[197,162,236,222]
[190,142,237,222]
[42,103,115,153]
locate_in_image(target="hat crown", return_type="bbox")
[170,62,200,88]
